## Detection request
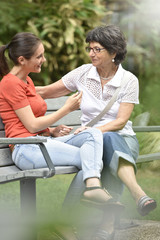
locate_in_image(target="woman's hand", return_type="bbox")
[64,91,82,112]
[49,125,73,137]
[74,126,90,135]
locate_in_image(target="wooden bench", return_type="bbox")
[0,96,160,232]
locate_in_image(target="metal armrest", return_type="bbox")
[0,137,55,178]
[0,137,47,144]
[38,143,55,178]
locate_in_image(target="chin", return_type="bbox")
[35,68,41,73]
[91,61,98,66]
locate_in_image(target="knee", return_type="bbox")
[118,158,136,174]
[86,128,103,142]
[103,132,115,141]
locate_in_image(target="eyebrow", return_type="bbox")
[89,45,102,48]
[37,53,44,58]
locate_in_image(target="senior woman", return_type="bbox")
[37,25,157,239]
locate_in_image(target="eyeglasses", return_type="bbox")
[85,47,105,53]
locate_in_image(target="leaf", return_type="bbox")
[64,24,75,45]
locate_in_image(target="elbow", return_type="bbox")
[27,127,38,134]
[26,124,40,134]
[119,124,125,130]
[29,129,38,134]
[118,119,127,130]
[36,87,46,99]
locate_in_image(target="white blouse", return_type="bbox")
[62,64,139,136]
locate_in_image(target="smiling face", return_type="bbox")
[88,41,116,69]
[24,43,46,73]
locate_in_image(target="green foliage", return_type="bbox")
[133,13,160,124]
[0,0,35,41]
[0,0,108,85]
[113,0,160,124]
[130,103,145,123]
[136,132,160,171]
[27,0,108,85]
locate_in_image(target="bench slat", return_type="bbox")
[45,97,68,110]
[55,166,78,175]
[0,130,5,137]
[0,165,78,183]
[0,148,13,166]
[46,110,81,127]
[137,152,160,163]
[0,118,4,130]
[133,126,160,132]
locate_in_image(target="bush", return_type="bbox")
[0,0,108,85]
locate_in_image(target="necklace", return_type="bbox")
[100,75,114,81]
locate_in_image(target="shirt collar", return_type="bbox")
[87,64,125,87]
[108,64,124,87]
[87,65,100,81]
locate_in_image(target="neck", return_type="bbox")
[98,65,118,81]
[10,67,28,83]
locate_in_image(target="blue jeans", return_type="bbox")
[12,128,103,181]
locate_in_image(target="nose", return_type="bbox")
[43,55,46,62]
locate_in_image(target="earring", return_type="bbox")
[112,59,115,62]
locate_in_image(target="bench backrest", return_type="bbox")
[1,96,160,167]
[0,117,13,167]
[45,97,81,129]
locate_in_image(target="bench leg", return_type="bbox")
[20,179,37,240]
[20,178,36,214]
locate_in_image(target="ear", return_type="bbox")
[17,56,26,65]
[112,53,116,59]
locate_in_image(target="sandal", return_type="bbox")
[137,195,157,216]
[93,229,115,240]
[81,186,124,210]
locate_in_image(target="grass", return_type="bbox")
[0,167,159,240]
[121,167,160,221]
[1,169,159,220]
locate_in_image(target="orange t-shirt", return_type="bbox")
[0,73,49,138]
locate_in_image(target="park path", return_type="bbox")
[114,219,160,240]
[75,218,160,240]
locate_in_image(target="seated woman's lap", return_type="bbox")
[12,137,81,170]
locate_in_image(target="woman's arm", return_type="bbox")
[97,102,134,133]
[74,103,134,135]
[15,92,82,133]
[36,79,71,99]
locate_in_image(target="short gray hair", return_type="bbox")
[86,25,127,65]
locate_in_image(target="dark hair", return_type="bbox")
[0,32,41,77]
[86,25,127,66]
